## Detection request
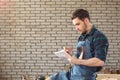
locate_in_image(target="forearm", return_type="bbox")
[72,57,104,67]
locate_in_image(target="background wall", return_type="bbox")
[0,0,120,80]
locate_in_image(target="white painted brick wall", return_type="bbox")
[0,0,120,80]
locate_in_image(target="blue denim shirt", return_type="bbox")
[70,26,109,79]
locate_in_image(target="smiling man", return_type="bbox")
[41,9,109,80]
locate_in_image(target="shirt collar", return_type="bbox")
[88,25,97,36]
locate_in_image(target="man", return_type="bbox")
[41,9,109,80]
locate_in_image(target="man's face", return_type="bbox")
[72,17,87,34]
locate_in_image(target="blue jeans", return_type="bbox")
[50,71,96,80]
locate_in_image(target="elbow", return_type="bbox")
[95,57,105,66]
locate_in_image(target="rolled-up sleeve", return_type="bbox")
[93,33,109,62]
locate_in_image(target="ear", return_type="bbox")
[84,18,89,24]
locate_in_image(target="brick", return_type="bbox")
[0,0,120,79]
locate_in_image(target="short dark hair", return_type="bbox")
[71,9,90,21]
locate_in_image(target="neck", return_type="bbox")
[86,23,93,34]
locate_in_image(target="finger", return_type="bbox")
[63,46,65,50]
[63,47,68,52]
[69,48,73,51]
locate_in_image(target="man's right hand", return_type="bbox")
[63,47,73,54]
